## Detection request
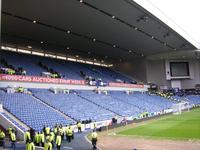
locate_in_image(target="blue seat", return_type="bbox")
[0,93,75,131]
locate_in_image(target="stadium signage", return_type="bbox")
[0,74,86,85]
[109,82,144,88]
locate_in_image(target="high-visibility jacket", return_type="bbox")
[10,132,16,142]
[55,135,62,146]
[24,131,31,141]
[50,74,54,78]
[46,135,50,141]
[27,142,35,150]
[45,127,50,135]
[8,69,15,75]
[66,128,73,136]
[0,131,5,139]
[49,132,55,142]
[26,142,29,150]
[65,127,69,134]
[8,127,12,135]
[62,127,65,134]
[18,87,24,93]
[53,128,58,135]
[91,132,98,139]
[93,122,97,129]
[51,74,58,78]
[7,69,11,74]
[34,133,40,144]
[54,74,58,78]
[11,69,15,75]
[40,133,45,143]
[44,142,52,150]
[59,128,63,135]
[77,122,82,128]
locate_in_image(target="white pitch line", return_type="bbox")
[63,146,73,149]
[36,145,73,149]
[35,146,44,149]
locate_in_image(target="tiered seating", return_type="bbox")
[0,93,74,131]
[185,95,200,105]
[0,89,5,93]
[109,91,150,112]
[172,95,182,102]
[172,95,200,105]
[79,91,141,117]
[40,59,82,80]
[32,89,114,121]
[95,67,133,83]
[0,50,133,82]
[0,51,45,76]
[132,93,173,112]
[0,89,179,131]
[0,112,26,131]
[81,91,174,117]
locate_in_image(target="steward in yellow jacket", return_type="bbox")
[55,132,62,150]
[26,140,35,150]
[0,129,5,148]
[91,130,98,150]
[44,139,52,150]
[66,126,73,143]
[24,130,31,143]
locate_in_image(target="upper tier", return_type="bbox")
[0,50,134,83]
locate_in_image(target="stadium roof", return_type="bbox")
[1,0,197,61]
[134,0,200,50]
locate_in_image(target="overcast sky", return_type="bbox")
[134,0,200,49]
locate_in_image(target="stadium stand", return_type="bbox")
[110,91,173,113]
[172,95,200,105]
[32,89,115,122]
[0,86,178,130]
[0,50,133,82]
[186,95,200,105]
[79,91,174,117]
[0,51,45,76]
[0,93,74,131]
[2,1,200,150]
[0,88,177,131]
[0,112,26,131]
[38,58,83,79]
[79,91,140,116]
[79,91,141,117]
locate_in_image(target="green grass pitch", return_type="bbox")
[118,108,200,140]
